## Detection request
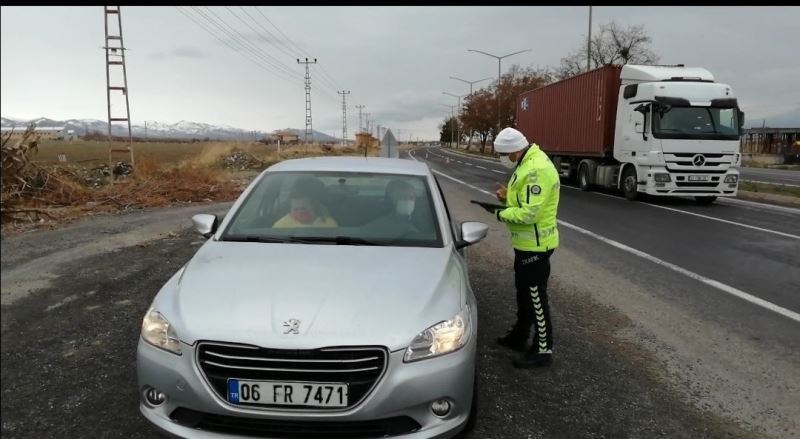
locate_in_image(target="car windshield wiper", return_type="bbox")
[287,236,394,246]
[222,235,299,243]
[222,235,393,246]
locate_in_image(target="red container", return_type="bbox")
[516,65,621,158]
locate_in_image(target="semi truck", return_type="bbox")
[515,64,744,204]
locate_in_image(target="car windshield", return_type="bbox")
[221,171,443,248]
[652,106,740,140]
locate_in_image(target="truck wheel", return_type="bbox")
[694,196,717,205]
[578,164,591,191]
[621,166,639,201]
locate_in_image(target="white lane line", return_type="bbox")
[476,165,487,170]
[557,221,800,324]
[491,169,507,174]
[438,148,501,165]
[560,184,799,240]
[643,203,800,240]
[464,162,473,166]
[718,197,800,215]
[417,160,800,324]
[742,179,800,188]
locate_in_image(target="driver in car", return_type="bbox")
[272,177,338,228]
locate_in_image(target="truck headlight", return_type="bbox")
[724,174,738,183]
[141,308,182,355]
[404,307,470,362]
[654,173,671,183]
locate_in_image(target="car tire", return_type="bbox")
[694,196,717,205]
[578,164,591,192]
[621,166,639,201]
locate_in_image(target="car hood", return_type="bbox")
[157,240,465,351]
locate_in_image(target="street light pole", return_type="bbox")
[450,76,491,149]
[443,92,467,149]
[587,6,593,72]
[467,49,532,147]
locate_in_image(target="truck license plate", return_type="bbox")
[228,379,348,407]
[688,175,710,182]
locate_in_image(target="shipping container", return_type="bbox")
[516,65,621,158]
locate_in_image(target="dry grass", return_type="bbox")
[1,138,380,234]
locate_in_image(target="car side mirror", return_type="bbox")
[456,221,489,249]
[192,214,218,238]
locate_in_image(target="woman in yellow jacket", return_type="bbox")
[273,178,338,228]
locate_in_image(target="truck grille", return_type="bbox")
[170,407,421,438]
[197,342,387,411]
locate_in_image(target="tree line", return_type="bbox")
[441,21,660,153]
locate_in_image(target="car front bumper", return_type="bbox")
[137,336,476,439]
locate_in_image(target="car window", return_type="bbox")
[222,171,443,248]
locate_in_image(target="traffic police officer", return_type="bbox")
[492,127,560,368]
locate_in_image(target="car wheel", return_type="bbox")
[694,196,717,205]
[578,164,591,192]
[621,166,639,201]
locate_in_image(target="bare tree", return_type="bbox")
[556,21,660,79]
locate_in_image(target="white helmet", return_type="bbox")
[493,127,529,153]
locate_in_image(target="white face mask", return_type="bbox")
[395,199,415,216]
[500,155,516,169]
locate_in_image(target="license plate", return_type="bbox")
[227,379,348,407]
[688,175,710,181]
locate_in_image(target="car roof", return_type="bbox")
[266,156,430,176]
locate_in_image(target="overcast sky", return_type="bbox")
[2,6,798,139]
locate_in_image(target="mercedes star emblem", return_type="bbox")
[692,154,706,167]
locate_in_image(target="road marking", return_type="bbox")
[476,165,487,170]
[491,169,507,174]
[437,147,501,165]
[718,197,800,215]
[560,184,800,240]
[742,179,800,188]
[412,157,800,324]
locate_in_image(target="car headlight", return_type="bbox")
[404,307,470,363]
[654,173,671,183]
[724,174,738,183]
[141,308,182,355]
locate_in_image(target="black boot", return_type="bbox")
[496,325,529,352]
[512,350,553,368]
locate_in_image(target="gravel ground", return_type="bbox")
[0,189,760,438]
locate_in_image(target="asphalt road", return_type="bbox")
[739,166,800,186]
[1,152,798,438]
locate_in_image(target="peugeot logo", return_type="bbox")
[521,97,529,111]
[692,154,706,167]
[282,318,300,334]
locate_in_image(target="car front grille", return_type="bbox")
[197,342,387,410]
[169,407,421,438]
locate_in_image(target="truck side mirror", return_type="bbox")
[634,104,649,140]
[738,110,745,128]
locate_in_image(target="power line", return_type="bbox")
[238,6,296,59]
[176,7,299,85]
[223,6,299,74]
[255,6,306,56]
[198,7,299,80]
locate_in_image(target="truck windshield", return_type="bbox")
[652,106,740,140]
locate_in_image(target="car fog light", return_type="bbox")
[431,399,451,417]
[144,386,167,406]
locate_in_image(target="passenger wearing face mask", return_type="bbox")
[492,127,561,369]
[364,179,420,236]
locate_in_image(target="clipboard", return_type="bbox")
[470,200,506,211]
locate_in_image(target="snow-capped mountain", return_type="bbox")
[1,117,341,142]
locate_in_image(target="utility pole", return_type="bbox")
[468,49,532,145]
[338,90,350,147]
[355,104,365,133]
[297,57,317,144]
[587,6,593,72]
[103,6,134,168]
[144,120,148,140]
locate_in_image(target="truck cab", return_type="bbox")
[614,65,744,202]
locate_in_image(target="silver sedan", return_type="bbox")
[137,156,488,438]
